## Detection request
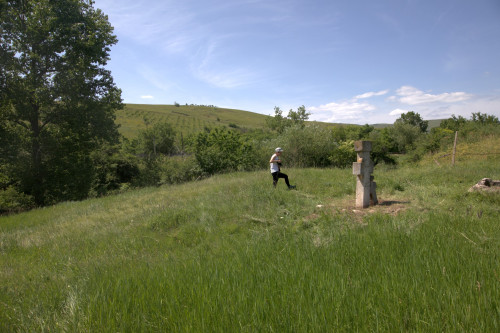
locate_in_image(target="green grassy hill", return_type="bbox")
[116,104,444,138]
[1,137,499,331]
[116,104,270,138]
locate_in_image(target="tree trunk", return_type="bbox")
[30,103,44,205]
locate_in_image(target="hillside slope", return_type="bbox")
[1,137,499,331]
[116,104,269,138]
[116,104,444,139]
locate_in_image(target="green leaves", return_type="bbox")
[0,0,122,205]
[266,105,310,133]
[194,127,257,175]
[138,122,177,158]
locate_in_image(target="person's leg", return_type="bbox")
[278,172,290,187]
[272,172,279,187]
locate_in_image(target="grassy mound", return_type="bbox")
[1,148,499,331]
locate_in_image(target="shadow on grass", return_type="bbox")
[378,200,411,206]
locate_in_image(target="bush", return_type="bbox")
[194,127,258,175]
[90,146,141,196]
[329,140,357,168]
[157,155,202,185]
[0,186,35,214]
[138,122,177,158]
[275,124,336,168]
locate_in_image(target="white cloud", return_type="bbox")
[141,95,154,99]
[389,108,407,116]
[355,90,389,99]
[394,86,472,105]
[420,94,500,120]
[309,101,376,123]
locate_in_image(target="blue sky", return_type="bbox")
[93,0,500,124]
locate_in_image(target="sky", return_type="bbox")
[92,0,500,125]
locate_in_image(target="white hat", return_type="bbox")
[275,147,283,152]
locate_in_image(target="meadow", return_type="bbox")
[116,104,269,139]
[1,136,499,331]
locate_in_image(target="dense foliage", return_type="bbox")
[0,0,122,207]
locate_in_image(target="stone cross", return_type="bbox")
[352,141,378,208]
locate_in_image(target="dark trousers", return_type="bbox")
[272,171,290,187]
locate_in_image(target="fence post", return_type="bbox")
[452,131,458,165]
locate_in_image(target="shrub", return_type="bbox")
[157,155,202,185]
[194,127,258,175]
[138,122,177,158]
[0,186,35,214]
[276,124,336,168]
[90,145,140,196]
[329,140,356,168]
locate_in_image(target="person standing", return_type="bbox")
[270,147,296,189]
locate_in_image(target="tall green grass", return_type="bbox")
[1,156,499,331]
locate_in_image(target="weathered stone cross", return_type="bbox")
[352,141,378,208]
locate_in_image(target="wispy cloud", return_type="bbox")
[191,40,261,88]
[141,95,154,99]
[94,0,309,91]
[393,86,472,105]
[355,90,389,99]
[137,65,175,92]
[95,0,199,54]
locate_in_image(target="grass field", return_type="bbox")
[1,139,499,331]
[116,104,342,139]
[116,104,270,139]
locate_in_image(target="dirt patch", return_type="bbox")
[310,197,410,224]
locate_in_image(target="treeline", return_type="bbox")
[2,99,498,214]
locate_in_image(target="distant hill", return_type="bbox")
[116,104,445,138]
[116,104,270,139]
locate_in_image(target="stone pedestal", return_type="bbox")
[352,141,378,208]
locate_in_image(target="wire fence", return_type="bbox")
[432,131,500,165]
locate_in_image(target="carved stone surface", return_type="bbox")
[353,140,377,208]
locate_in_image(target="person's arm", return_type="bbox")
[269,154,281,164]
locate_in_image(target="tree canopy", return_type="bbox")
[0,0,122,205]
[395,111,429,133]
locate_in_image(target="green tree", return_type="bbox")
[274,124,336,168]
[395,111,429,133]
[440,114,467,131]
[194,127,256,175]
[391,123,422,153]
[471,112,499,125]
[266,105,310,133]
[329,140,356,168]
[265,106,289,133]
[0,0,122,205]
[287,105,310,127]
[139,122,177,158]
